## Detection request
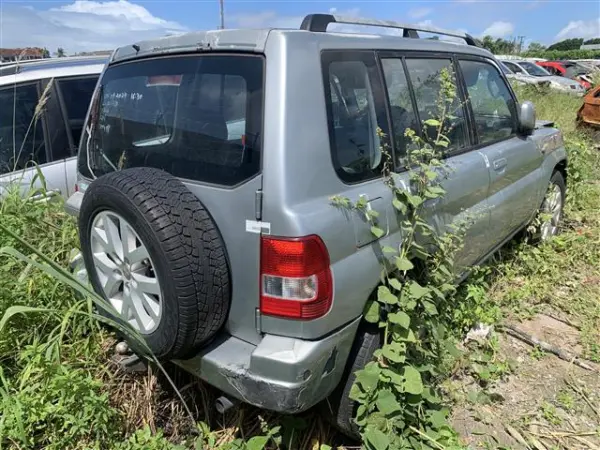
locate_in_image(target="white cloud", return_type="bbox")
[0,1,186,54]
[408,7,433,20]
[481,21,514,38]
[555,17,600,40]
[230,7,363,33]
[231,11,301,29]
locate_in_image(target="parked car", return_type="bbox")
[577,85,600,127]
[536,60,593,90]
[574,59,600,72]
[65,14,567,437]
[0,56,105,199]
[499,61,550,88]
[501,59,585,95]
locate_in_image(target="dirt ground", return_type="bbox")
[451,314,600,450]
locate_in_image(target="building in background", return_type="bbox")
[0,47,47,63]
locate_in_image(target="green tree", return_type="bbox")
[547,38,584,51]
[527,42,546,52]
[479,35,519,55]
[56,48,66,58]
[584,38,600,45]
[42,47,50,59]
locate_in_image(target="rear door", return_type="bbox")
[0,81,60,198]
[396,56,492,270]
[458,57,542,246]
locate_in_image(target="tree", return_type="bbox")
[527,42,546,52]
[56,48,66,58]
[479,35,520,55]
[584,38,600,45]
[547,38,583,51]
[41,47,50,58]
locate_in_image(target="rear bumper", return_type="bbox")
[174,317,361,413]
[65,191,84,217]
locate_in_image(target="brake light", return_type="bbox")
[260,235,333,320]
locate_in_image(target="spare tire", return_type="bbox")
[78,167,230,359]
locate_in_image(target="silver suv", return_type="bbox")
[0,56,105,199]
[65,14,567,436]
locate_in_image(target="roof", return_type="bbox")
[109,15,492,64]
[0,56,107,87]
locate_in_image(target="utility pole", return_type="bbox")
[219,0,225,29]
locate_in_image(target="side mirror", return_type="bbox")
[519,101,536,135]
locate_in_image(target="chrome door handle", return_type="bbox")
[493,158,507,171]
[28,189,61,203]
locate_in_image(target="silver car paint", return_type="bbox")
[0,57,105,200]
[68,27,568,413]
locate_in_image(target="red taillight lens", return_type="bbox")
[260,235,332,320]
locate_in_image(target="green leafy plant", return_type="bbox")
[331,68,470,449]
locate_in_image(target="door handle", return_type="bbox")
[28,189,61,203]
[493,158,507,171]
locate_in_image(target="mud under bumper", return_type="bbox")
[174,317,361,413]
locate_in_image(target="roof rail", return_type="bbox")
[300,13,479,47]
[0,55,108,77]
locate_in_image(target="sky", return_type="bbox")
[0,0,599,54]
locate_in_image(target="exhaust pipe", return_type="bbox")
[215,395,238,414]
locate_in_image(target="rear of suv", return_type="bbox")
[65,14,568,437]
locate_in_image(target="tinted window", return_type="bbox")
[58,77,98,146]
[323,53,387,182]
[503,62,523,74]
[499,63,512,75]
[79,55,264,186]
[0,83,46,175]
[381,58,419,165]
[460,59,517,144]
[48,76,98,160]
[518,62,550,77]
[405,58,468,152]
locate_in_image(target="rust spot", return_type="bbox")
[578,86,600,127]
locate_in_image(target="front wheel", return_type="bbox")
[531,171,566,243]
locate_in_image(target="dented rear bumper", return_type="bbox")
[174,317,361,413]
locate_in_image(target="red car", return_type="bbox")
[536,61,593,90]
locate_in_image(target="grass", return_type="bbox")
[0,84,599,449]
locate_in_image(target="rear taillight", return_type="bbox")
[260,235,332,320]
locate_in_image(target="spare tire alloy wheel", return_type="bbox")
[79,167,231,360]
[90,211,161,334]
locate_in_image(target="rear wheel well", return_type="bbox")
[554,160,568,186]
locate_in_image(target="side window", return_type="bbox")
[323,53,387,183]
[57,77,99,154]
[405,58,468,152]
[0,83,46,175]
[459,59,517,144]
[381,58,419,165]
[504,62,523,74]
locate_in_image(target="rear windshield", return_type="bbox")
[79,54,264,186]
